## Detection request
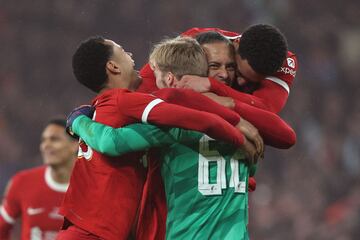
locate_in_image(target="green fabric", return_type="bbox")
[160,132,250,240]
[72,116,195,156]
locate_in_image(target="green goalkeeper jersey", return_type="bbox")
[159,130,249,240]
[72,116,252,240]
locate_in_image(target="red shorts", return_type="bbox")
[56,221,101,240]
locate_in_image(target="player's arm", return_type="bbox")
[233,100,296,149]
[154,88,240,125]
[154,88,264,154]
[155,88,294,149]
[195,91,295,148]
[121,93,246,147]
[71,115,198,156]
[210,77,278,111]
[175,75,273,111]
[0,178,21,240]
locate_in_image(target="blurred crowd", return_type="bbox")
[0,0,359,239]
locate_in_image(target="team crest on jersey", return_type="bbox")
[287,58,295,69]
[78,140,93,160]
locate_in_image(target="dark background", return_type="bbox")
[0,0,359,239]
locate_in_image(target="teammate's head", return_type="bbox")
[149,37,208,88]
[237,24,288,83]
[72,36,138,93]
[195,31,236,86]
[40,119,78,168]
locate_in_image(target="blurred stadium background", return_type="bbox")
[0,0,359,239]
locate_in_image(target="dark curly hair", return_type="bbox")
[72,36,113,93]
[238,24,288,75]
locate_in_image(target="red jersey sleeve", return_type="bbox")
[0,176,22,239]
[250,51,297,113]
[0,216,11,240]
[234,100,296,149]
[1,176,21,223]
[209,78,271,110]
[268,51,297,89]
[118,92,245,147]
[153,88,240,126]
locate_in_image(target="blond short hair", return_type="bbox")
[149,37,208,79]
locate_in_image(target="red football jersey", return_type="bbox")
[59,88,244,240]
[0,166,68,240]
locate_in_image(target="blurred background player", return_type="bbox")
[0,119,78,240]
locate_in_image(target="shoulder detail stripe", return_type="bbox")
[265,76,290,94]
[0,205,15,224]
[141,99,164,123]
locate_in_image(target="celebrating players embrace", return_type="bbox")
[56,24,297,240]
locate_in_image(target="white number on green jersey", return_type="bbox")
[198,135,246,196]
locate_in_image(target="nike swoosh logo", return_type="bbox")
[27,207,44,215]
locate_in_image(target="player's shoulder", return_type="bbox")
[11,166,45,185]
[92,88,129,106]
[267,50,298,89]
[14,166,45,179]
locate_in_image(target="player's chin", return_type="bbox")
[43,157,62,166]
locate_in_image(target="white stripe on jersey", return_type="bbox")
[45,167,68,192]
[141,99,164,123]
[265,76,290,94]
[224,35,241,40]
[0,205,15,224]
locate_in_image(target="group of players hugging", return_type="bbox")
[1,24,298,240]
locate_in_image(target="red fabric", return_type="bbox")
[271,51,297,88]
[138,63,159,93]
[135,151,166,240]
[234,100,296,149]
[56,225,101,240]
[0,166,66,240]
[60,88,244,240]
[248,177,257,192]
[0,216,11,240]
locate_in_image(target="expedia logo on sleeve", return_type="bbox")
[287,58,296,69]
[279,67,296,77]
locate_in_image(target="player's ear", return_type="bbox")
[166,72,177,88]
[106,60,121,74]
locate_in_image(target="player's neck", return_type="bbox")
[99,76,131,93]
[48,160,74,184]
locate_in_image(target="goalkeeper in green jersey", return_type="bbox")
[69,116,254,240]
[67,37,264,239]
